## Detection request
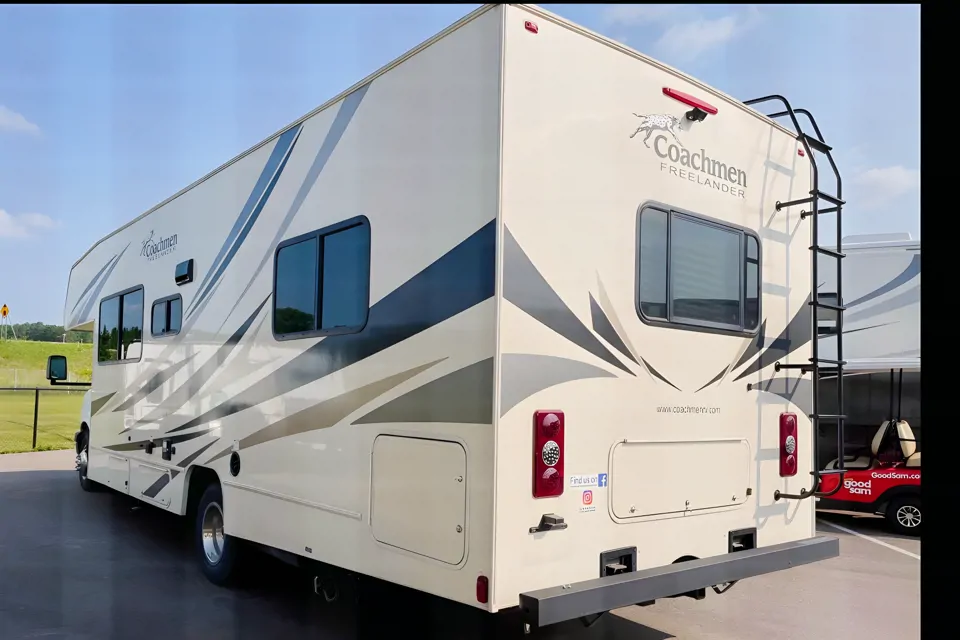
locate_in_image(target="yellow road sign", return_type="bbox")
[0,304,7,318]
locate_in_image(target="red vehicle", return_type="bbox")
[817,419,920,536]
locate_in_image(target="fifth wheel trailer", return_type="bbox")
[52,4,842,632]
[815,233,921,468]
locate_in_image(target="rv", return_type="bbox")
[50,4,841,632]
[815,234,921,534]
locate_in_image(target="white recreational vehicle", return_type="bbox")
[50,4,843,632]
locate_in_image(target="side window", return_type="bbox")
[274,218,371,339]
[638,207,760,334]
[151,295,183,338]
[98,287,144,363]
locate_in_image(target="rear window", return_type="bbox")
[638,206,760,334]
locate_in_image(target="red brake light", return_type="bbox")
[662,87,718,115]
[533,410,564,498]
[476,575,489,604]
[779,413,798,477]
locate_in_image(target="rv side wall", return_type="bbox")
[66,5,504,611]
[491,5,816,611]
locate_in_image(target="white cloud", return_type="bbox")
[851,166,919,211]
[601,4,761,63]
[0,210,58,238]
[0,105,40,135]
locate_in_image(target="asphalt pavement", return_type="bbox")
[0,451,920,640]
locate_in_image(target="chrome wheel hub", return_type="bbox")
[201,502,226,565]
[896,505,920,528]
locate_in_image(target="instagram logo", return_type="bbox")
[582,490,593,505]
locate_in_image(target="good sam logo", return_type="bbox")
[629,112,747,199]
[140,230,178,261]
[843,479,872,496]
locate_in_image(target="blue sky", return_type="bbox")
[0,4,920,324]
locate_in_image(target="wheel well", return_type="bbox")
[186,466,220,518]
[877,486,920,513]
[76,423,89,454]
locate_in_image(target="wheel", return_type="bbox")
[885,495,921,536]
[76,429,101,493]
[195,482,243,585]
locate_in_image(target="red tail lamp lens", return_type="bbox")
[476,575,489,604]
[779,412,798,477]
[533,411,564,498]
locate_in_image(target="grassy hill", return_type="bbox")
[0,340,92,453]
[0,340,93,386]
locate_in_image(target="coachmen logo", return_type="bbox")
[629,112,747,199]
[140,230,178,261]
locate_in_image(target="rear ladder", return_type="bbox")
[743,95,847,500]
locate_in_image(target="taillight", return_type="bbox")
[779,412,798,477]
[476,575,489,604]
[533,410,565,498]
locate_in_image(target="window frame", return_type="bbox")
[635,202,762,337]
[151,293,183,338]
[97,285,145,365]
[272,215,372,342]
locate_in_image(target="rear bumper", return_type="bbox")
[519,535,839,628]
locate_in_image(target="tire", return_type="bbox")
[885,495,921,536]
[76,429,101,493]
[195,482,243,586]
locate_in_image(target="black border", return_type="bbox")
[272,215,371,341]
[97,285,145,365]
[635,201,762,338]
[150,293,183,338]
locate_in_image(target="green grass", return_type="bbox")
[0,389,84,454]
[0,341,91,453]
[0,339,93,386]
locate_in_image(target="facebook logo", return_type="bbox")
[598,473,608,488]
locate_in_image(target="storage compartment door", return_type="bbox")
[371,436,467,565]
[610,439,751,519]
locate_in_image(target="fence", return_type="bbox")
[0,387,85,454]
[0,368,87,388]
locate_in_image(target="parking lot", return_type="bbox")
[0,451,920,640]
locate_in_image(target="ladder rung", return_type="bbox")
[810,300,845,312]
[809,357,845,366]
[799,133,833,154]
[818,206,840,215]
[776,197,813,211]
[817,469,847,476]
[810,414,846,421]
[812,190,844,206]
[812,246,844,259]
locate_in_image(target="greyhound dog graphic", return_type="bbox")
[629,113,684,149]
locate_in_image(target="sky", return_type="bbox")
[0,4,920,324]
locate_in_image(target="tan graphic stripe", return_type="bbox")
[91,392,116,417]
[205,358,445,465]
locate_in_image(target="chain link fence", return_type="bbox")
[0,369,87,454]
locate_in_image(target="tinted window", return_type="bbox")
[98,296,120,362]
[121,289,143,360]
[638,207,760,333]
[152,302,166,335]
[274,220,370,339]
[745,235,760,330]
[275,237,318,335]
[168,297,182,334]
[671,216,742,326]
[638,208,668,319]
[151,296,182,337]
[98,287,143,363]
[321,224,371,330]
